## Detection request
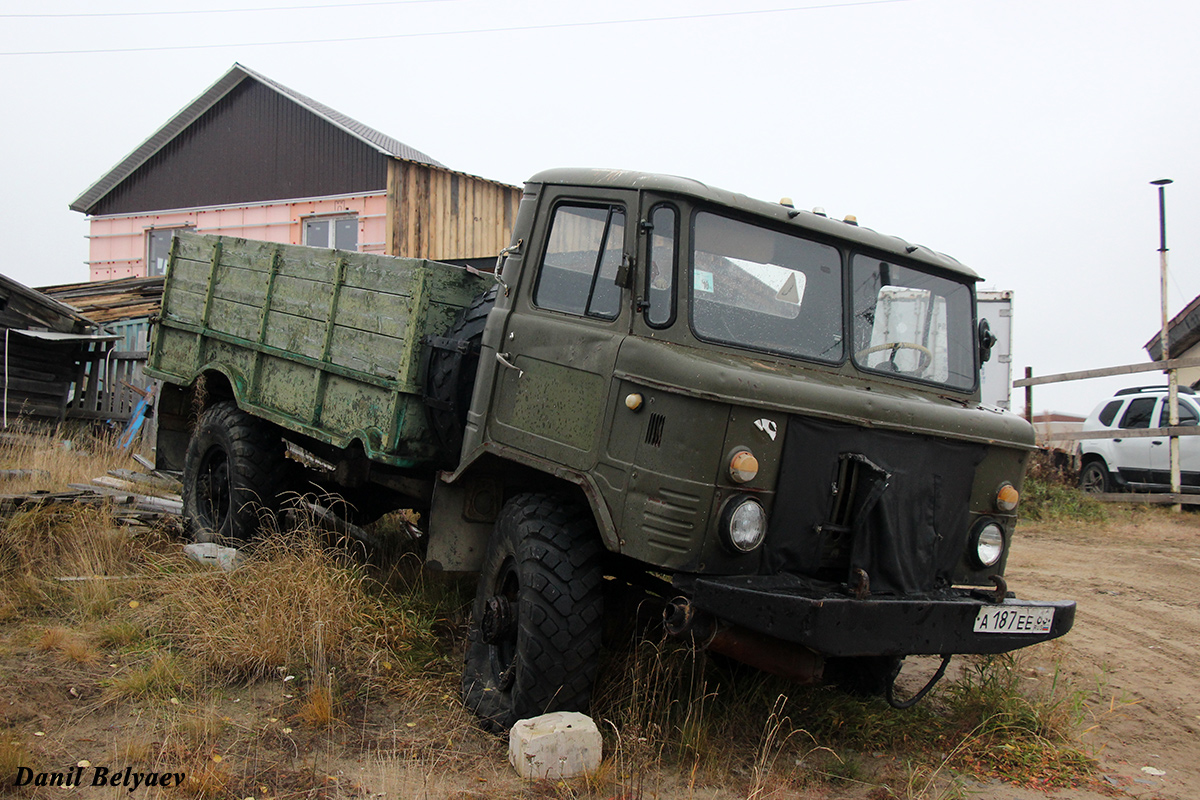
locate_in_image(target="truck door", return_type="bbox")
[487,186,638,472]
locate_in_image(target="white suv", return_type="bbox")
[1078,386,1200,493]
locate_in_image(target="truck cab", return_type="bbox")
[449,169,1073,728]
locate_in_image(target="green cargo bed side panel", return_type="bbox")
[147,232,492,468]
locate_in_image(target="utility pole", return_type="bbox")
[1151,178,1180,511]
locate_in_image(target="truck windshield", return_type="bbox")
[851,255,975,390]
[691,211,843,361]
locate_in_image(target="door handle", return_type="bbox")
[1152,440,1163,445]
[496,352,524,378]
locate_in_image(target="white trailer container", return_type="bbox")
[978,290,1014,411]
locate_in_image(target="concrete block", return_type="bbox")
[183,542,242,572]
[508,711,602,780]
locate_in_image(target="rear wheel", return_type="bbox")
[182,401,287,543]
[1079,460,1110,494]
[461,493,605,732]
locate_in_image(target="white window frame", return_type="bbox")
[303,214,359,251]
[146,226,192,277]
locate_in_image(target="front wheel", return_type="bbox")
[1078,461,1110,494]
[461,493,605,732]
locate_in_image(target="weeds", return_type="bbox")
[0,424,1105,799]
[1020,449,1108,523]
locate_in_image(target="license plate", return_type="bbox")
[973,605,1054,634]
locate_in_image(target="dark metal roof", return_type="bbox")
[70,63,443,215]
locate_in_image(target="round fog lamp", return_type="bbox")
[723,497,767,552]
[972,521,1005,568]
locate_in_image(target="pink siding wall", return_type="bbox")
[86,192,389,280]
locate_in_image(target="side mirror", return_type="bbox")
[978,318,998,364]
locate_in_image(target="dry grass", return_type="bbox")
[0,422,136,494]
[0,424,1102,800]
[36,625,102,665]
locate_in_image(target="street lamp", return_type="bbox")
[1151,178,1180,508]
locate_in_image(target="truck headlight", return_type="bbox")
[970,519,1005,568]
[721,495,767,552]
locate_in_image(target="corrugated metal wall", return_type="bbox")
[91,81,388,216]
[388,160,521,261]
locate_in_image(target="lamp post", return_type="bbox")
[1151,178,1180,510]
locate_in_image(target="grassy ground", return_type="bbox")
[0,426,1105,799]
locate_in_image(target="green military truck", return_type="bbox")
[147,168,1074,731]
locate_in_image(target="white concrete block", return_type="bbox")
[508,711,602,780]
[183,542,242,572]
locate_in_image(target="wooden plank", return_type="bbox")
[385,159,401,256]
[68,483,183,514]
[108,468,182,493]
[1053,426,1200,441]
[1092,492,1200,506]
[93,475,181,503]
[261,312,327,361]
[1014,356,1200,387]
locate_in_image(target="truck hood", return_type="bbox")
[613,336,1035,450]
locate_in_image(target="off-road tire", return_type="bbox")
[425,286,497,459]
[1078,460,1110,494]
[182,400,287,543]
[462,493,605,733]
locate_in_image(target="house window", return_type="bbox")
[146,227,189,277]
[304,215,358,251]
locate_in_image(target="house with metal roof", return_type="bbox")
[72,63,520,281]
[1145,293,1200,388]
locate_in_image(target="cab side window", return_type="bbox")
[534,204,626,320]
[645,204,677,328]
[1119,397,1157,429]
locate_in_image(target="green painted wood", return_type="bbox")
[148,231,490,468]
[195,239,223,375]
[312,257,349,426]
[249,245,284,400]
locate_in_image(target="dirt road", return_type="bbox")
[993,512,1200,800]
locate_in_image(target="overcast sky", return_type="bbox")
[1,0,1196,415]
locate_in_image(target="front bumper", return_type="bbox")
[676,574,1075,658]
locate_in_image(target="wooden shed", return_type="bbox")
[0,273,120,424]
[71,63,522,281]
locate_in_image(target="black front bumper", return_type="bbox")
[676,574,1075,658]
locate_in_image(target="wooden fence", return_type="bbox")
[63,342,150,423]
[1015,356,1200,505]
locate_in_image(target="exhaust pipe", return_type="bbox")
[664,597,823,684]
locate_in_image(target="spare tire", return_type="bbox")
[424,286,497,459]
